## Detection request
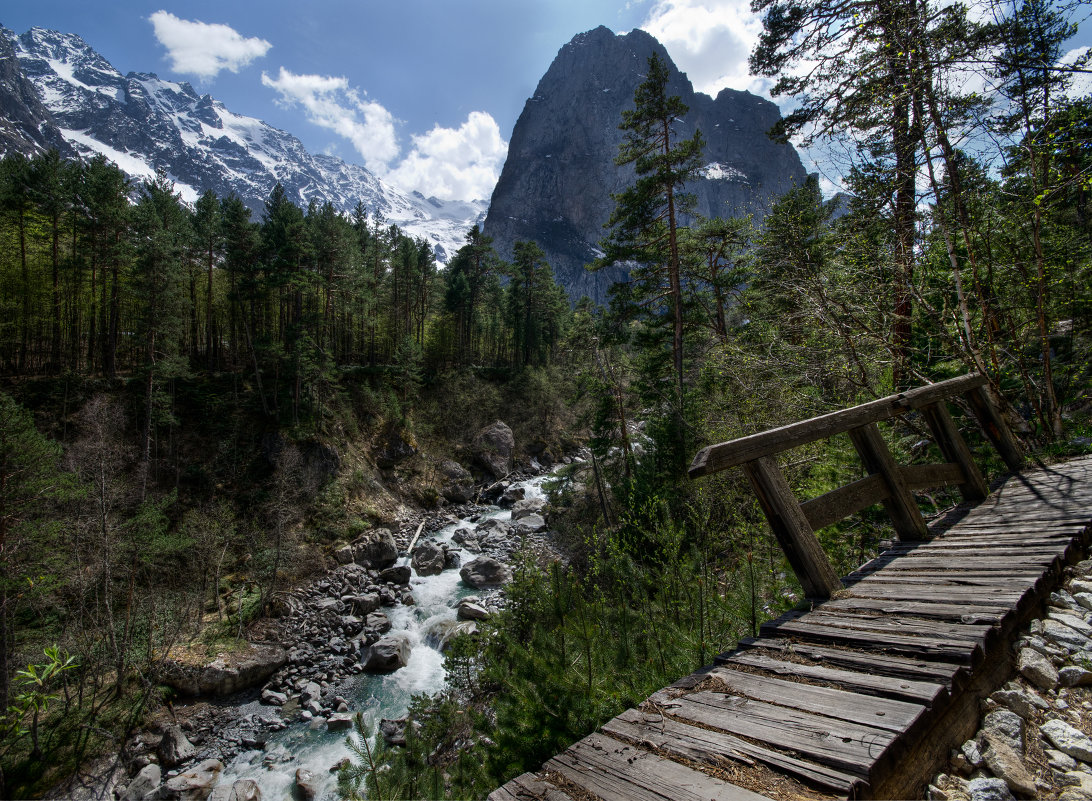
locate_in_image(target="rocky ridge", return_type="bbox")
[483,25,808,303]
[0,26,484,263]
[107,451,583,801]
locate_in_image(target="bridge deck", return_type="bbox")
[488,455,1092,801]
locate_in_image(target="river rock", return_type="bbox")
[295,768,318,801]
[1042,719,1092,762]
[378,565,411,585]
[451,527,476,546]
[353,528,398,569]
[209,780,261,801]
[327,712,354,731]
[1019,646,1060,690]
[380,717,410,747]
[162,759,223,801]
[513,513,547,534]
[476,517,511,537]
[158,724,197,768]
[412,541,446,576]
[121,763,161,801]
[460,557,512,588]
[458,601,490,621]
[260,688,287,706]
[365,611,391,633]
[472,421,515,478]
[301,681,322,703]
[511,498,545,519]
[499,485,525,506]
[363,635,410,672]
[443,546,461,569]
[347,592,380,615]
[160,643,288,697]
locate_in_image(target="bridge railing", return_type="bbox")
[688,373,1024,599]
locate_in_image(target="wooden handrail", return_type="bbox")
[689,373,988,478]
[688,373,1025,599]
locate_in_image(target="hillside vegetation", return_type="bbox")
[0,0,1090,798]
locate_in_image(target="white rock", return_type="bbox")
[1050,749,1080,771]
[1019,646,1060,690]
[1052,611,1092,638]
[1061,666,1092,687]
[966,777,1015,801]
[982,709,1025,755]
[1043,719,1092,763]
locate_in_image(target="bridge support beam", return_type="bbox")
[742,455,842,599]
[848,422,930,541]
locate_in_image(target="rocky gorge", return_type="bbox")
[101,445,584,801]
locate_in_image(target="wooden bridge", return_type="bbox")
[489,374,1092,801]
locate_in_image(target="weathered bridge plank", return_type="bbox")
[489,454,1092,801]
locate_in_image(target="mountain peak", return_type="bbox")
[1,25,483,264]
[484,26,807,304]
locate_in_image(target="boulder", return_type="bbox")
[513,513,547,534]
[982,734,1037,797]
[472,421,515,479]
[1041,719,1092,763]
[327,713,354,732]
[353,529,398,570]
[412,542,446,577]
[476,517,511,536]
[443,546,461,570]
[499,485,525,506]
[982,709,1024,755]
[378,565,411,585]
[365,611,391,633]
[295,768,319,801]
[121,764,161,801]
[162,759,223,801]
[363,635,410,672]
[457,602,490,621]
[209,780,261,801]
[1018,647,1059,690]
[160,643,288,698]
[376,427,417,469]
[965,777,1016,801]
[511,498,545,520]
[380,717,410,747]
[460,557,512,588]
[334,544,354,565]
[158,724,197,768]
[260,688,287,706]
[347,593,380,615]
[439,460,473,503]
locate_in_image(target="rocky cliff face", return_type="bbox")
[0,26,484,263]
[483,26,808,304]
[0,30,72,157]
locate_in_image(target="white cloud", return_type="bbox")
[262,67,505,201]
[385,112,508,202]
[149,11,271,79]
[639,0,768,97]
[1060,47,1092,99]
[261,67,400,172]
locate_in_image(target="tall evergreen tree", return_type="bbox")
[596,53,704,453]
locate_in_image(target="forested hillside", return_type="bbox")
[0,0,1089,798]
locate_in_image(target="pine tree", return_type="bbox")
[596,52,704,458]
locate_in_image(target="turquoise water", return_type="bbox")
[218,473,552,800]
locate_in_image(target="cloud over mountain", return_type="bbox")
[149,11,271,79]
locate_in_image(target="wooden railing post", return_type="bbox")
[919,401,989,503]
[741,455,842,599]
[847,423,929,541]
[964,386,1025,473]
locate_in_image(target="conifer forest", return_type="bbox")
[0,0,1090,799]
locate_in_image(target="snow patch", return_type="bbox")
[699,162,746,182]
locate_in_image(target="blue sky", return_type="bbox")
[3,1,1089,202]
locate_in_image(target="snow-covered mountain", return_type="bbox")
[0,26,484,263]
